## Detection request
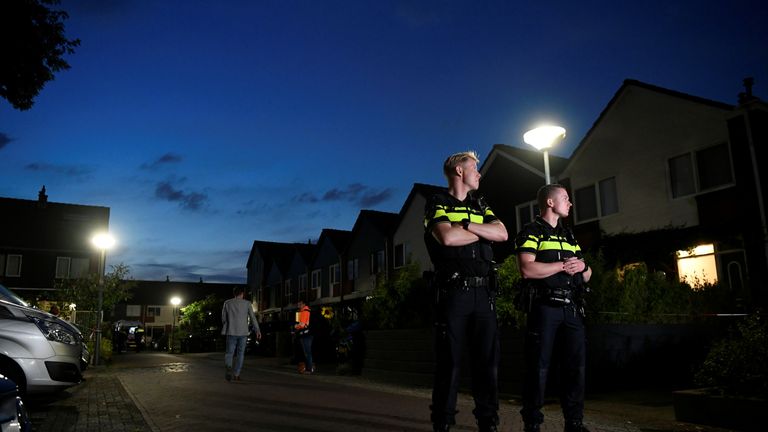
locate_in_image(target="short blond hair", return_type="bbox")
[443,151,479,179]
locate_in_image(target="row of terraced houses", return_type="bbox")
[248,78,768,325]
[2,78,766,332]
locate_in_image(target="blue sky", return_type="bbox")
[1,0,766,283]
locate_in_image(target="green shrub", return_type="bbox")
[362,262,431,329]
[694,313,768,398]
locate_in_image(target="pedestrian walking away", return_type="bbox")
[222,286,261,381]
[424,151,508,432]
[514,184,593,432]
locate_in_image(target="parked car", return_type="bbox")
[0,374,31,432]
[0,284,89,394]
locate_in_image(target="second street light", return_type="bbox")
[524,125,566,185]
[91,232,115,366]
[170,296,181,353]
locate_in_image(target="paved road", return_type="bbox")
[25,351,737,432]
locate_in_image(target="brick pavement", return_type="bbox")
[23,353,738,432]
[26,366,152,432]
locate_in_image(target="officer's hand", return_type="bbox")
[256,331,262,340]
[563,257,586,275]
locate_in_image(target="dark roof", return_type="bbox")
[247,240,305,268]
[481,144,569,177]
[0,195,110,250]
[351,209,399,238]
[397,182,444,219]
[318,228,352,252]
[568,79,736,165]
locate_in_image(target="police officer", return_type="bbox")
[424,151,508,432]
[515,184,592,432]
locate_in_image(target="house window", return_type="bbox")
[126,305,141,317]
[394,243,409,268]
[347,259,358,281]
[146,306,161,317]
[284,279,292,303]
[575,177,618,223]
[299,274,307,295]
[56,257,71,278]
[329,263,340,296]
[70,258,89,277]
[311,269,321,298]
[56,257,90,278]
[516,201,539,231]
[676,244,718,288]
[370,250,385,274]
[669,142,733,198]
[4,255,21,277]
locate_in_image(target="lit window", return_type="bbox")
[676,244,718,288]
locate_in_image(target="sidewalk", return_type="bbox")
[25,352,737,432]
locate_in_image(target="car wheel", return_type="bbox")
[0,357,26,395]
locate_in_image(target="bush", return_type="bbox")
[694,313,768,398]
[495,255,526,329]
[362,262,431,329]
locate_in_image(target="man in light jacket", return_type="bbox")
[222,286,261,381]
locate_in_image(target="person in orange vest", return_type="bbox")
[295,300,313,374]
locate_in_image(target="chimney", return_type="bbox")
[37,185,48,207]
[738,77,756,105]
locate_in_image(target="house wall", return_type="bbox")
[564,85,732,234]
[346,220,378,297]
[393,193,432,274]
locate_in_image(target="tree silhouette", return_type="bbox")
[0,0,80,110]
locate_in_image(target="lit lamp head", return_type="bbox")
[170,297,181,307]
[523,125,566,151]
[91,233,116,250]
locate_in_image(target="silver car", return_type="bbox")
[0,284,89,394]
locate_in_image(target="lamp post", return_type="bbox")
[170,296,181,353]
[523,125,566,185]
[91,233,115,366]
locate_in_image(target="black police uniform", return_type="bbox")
[515,216,588,431]
[424,190,500,429]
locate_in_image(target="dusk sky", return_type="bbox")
[1,0,766,283]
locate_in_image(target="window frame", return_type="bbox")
[574,176,619,224]
[393,243,409,269]
[4,254,22,277]
[667,141,735,199]
[515,200,538,232]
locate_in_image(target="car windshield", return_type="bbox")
[0,284,29,307]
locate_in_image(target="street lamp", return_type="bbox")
[523,125,566,185]
[170,296,181,353]
[91,233,115,366]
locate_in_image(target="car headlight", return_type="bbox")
[28,317,79,345]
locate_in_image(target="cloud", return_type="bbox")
[293,183,393,207]
[24,162,94,178]
[140,153,183,170]
[129,257,246,283]
[0,132,11,150]
[155,181,208,211]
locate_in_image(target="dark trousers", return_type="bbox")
[520,303,586,425]
[431,285,499,426]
